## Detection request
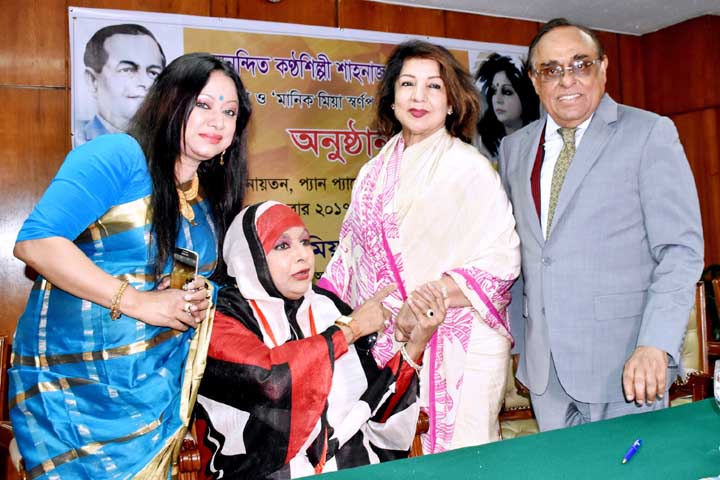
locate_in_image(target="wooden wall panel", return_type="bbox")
[0,0,67,87]
[0,88,69,339]
[213,0,336,26]
[71,0,209,16]
[338,0,444,36]
[643,15,720,116]
[616,34,645,110]
[594,30,621,103]
[445,11,538,47]
[672,108,720,266]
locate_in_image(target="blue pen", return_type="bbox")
[621,439,642,464]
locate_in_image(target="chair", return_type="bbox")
[408,411,429,457]
[708,279,720,358]
[0,336,25,480]
[669,281,713,404]
[499,354,538,438]
[1,422,23,480]
[0,335,201,480]
[178,426,202,480]
[0,336,9,422]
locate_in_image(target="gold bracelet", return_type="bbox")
[400,344,422,374]
[350,320,362,341]
[110,280,130,320]
[334,315,361,342]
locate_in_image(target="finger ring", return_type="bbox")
[183,303,192,314]
[426,309,434,318]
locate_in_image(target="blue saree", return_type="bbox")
[10,134,215,479]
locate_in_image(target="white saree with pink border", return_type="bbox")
[319,128,520,453]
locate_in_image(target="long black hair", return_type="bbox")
[475,53,539,157]
[127,52,252,280]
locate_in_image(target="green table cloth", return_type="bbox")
[318,399,720,479]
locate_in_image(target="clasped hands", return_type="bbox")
[342,282,447,358]
[393,282,449,359]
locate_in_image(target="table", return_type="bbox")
[319,399,720,479]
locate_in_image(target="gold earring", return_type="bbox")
[220,150,225,166]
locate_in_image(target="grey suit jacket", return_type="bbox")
[498,94,704,403]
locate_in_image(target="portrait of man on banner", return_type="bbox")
[74,23,167,146]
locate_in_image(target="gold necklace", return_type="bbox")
[177,173,199,224]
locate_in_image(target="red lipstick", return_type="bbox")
[292,269,310,281]
[200,133,222,144]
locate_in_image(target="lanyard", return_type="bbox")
[249,299,326,471]
[248,300,317,346]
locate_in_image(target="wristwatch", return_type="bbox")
[335,315,361,339]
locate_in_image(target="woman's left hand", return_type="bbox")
[404,283,448,360]
[181,277,212,319]
[156,276,211,319]
[155,275,211,304]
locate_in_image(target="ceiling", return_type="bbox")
[371,0,720,35]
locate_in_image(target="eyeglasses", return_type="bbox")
[532,58,602,82]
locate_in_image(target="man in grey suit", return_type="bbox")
[499,18,704,431]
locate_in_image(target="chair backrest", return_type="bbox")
[498,354,538,439]
[0,336,10,421]
[670,281,714,404]
[409,411,429,457]
[679,282,710,377]
[0,335,24,480]
[709,279,720,358]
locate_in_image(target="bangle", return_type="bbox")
[110,280,130,320]
[400,344,422,374]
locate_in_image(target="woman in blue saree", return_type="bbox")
[9,52,251,479]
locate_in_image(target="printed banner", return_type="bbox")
[69,7,530,276]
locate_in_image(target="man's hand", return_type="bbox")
[622,346,668,404]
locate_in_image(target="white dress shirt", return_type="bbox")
[540,114,594,238]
